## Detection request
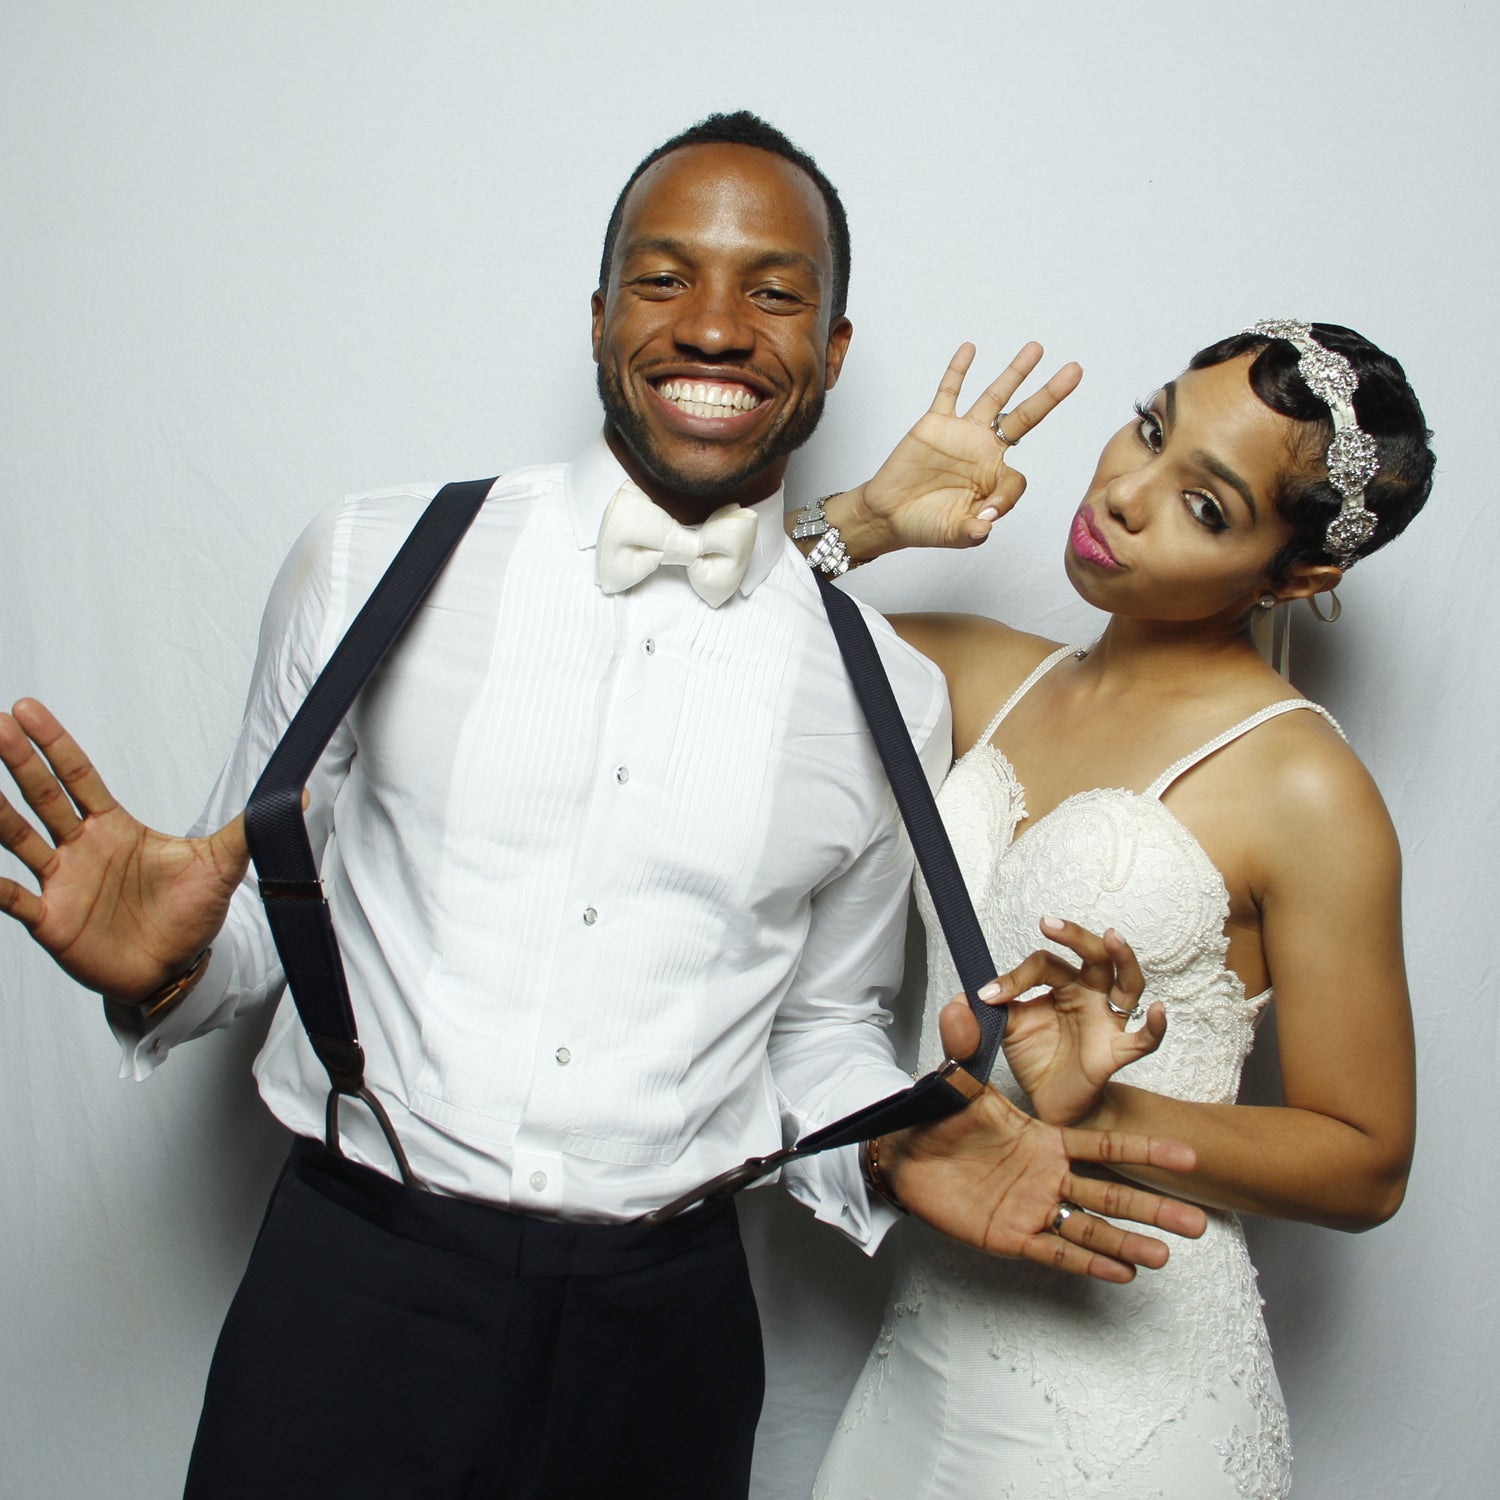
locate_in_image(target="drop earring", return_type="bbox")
[1307,590,1342,624]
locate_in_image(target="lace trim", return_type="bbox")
[1216,1332,1294,1496]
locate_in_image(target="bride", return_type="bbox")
[804,322,1432,1498]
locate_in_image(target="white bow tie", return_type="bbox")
[595,481,759,608]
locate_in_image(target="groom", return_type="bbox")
[0,111,1202,1497]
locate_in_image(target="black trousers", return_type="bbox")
[185,1139,765,1499]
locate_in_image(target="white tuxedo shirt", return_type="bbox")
[110,438,950,1249]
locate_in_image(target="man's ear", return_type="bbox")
[822,316,854,392]
[1267,561,1344,606]
[590,289,606,364]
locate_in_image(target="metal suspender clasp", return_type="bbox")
[934,1057,988,1102]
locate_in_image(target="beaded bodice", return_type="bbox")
[914,645,1341,1100]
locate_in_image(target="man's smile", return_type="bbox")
[642,371,774,438]
[652,378,764,418]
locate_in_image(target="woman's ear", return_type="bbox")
[1265,561,1343,606]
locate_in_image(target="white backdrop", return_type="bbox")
[2,3,1494,1496]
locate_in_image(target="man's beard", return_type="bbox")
[596,363,826,501]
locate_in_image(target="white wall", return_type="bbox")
[1,3,1493,1496]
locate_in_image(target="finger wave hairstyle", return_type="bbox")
[1189,324,1435,578]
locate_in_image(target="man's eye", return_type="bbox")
[1185,492,1228,533]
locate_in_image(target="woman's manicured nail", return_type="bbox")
[978,980,1004,1002]
[1041,916,1064,932]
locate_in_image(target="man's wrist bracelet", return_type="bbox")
[117,947,214,1020]
[861,1136,910,1215]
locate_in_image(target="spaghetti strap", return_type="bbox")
[963,644,1083,759]
[1145,699,1346,800]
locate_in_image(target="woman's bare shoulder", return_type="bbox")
[1227,703,1400,884]
[891,614,1064,755]
[890,612,1062,673]
[1251,703,1384,806]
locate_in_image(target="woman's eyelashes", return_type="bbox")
[1131,400,1230,534]
[1133,399,1163,451]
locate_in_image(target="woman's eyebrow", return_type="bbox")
[1164,381,1258,518]
[1195,450,1258,518]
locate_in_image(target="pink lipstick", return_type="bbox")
[1069,506,1120,569]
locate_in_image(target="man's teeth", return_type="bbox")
[656,380,762,418]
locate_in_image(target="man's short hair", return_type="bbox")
[597,110,851,322]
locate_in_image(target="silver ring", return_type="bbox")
[1051,1201,1077,1233]
[1104,995,1134,1020]
[990,410,1020,446]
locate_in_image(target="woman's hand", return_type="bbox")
[879,995,1205,1282]
[949,917,1167,1127]
[823,342,1082,561]
[0,699,249,1001]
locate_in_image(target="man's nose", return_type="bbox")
[672,279,754,357]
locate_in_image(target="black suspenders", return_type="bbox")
[243,483,1007,1214]
[243,478,495,1186]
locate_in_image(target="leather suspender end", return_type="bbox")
[310,1035,367,1092]
[936,1059,987,1101]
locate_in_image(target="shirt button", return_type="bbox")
[643,638,656,655]
[582,906,598,925]
[555,1046,572,1066]
[529,1171,548,1192]
[614,765,630,784]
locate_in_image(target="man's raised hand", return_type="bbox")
[0,699,248,1000]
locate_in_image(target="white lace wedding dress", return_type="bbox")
[814,646,1337,1500]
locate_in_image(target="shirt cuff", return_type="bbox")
[780,1060,912,1255]
[105,945,236,1081]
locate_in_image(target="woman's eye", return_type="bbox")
[1134,404,1163,452]
[1185,491,1228,533]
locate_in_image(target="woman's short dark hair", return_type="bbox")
[1188,324,1435,578]
[598,110,851,322]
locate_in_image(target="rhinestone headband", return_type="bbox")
[1244,319,1380,567]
